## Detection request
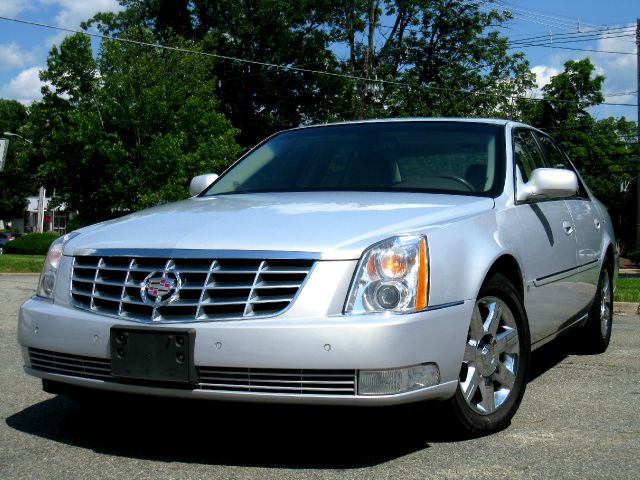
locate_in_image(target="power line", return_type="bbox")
[604,90,638,97]
[486,0,603,31]
[506,25,635,44]
[0,15,637,108]
[572,152,640,158]
[509,33,635,47]
[537,124,640,135]
[379,14,634,48]
[580,169,640,175]
[508,43,635,55]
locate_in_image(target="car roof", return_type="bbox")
[284,117,529,133]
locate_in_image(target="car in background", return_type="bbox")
[0,232,20,254]
[18,118,616,434]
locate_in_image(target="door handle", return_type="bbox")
[562,221,574,235]
[594,219,601,230]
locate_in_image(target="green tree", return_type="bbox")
[331,0,535,119]
[26,32,240,225]
[0,99,31,226]
[89,0,347,146]
[524,58,637,245]
[523,58,605,129]
[88,0,535,145]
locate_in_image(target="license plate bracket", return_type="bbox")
[110,327,197,384]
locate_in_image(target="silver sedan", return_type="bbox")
[18,119,616,434]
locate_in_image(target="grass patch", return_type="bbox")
[0,254,45,273]
[616,276,640,303]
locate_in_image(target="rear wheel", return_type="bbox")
[450,274,530,434]
[581,266,612,354]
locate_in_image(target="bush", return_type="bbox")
[626,251,640,266]
[4,232,60,255]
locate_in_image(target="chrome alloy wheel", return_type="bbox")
[599,268,612,339]
[459,296,520,415]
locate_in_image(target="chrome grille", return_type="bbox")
[29,348,112,380]
[29,349,357,396]
[197,367,357,395]
[71,255,315,323]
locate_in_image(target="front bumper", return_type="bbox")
[18,296,472,405]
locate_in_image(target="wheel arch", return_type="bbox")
[603,243,615,271]
[482,254,525,302]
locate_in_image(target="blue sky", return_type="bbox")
[0,0,637,121]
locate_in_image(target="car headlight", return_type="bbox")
[345,235,428,315]
[37,231,81,299]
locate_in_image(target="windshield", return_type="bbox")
[205,121,504,196]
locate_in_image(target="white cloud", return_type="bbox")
[527,25,637,119]
[0,42,36,71]
[40,0,123,28]
[0,0,31,16]
[591,24,637,107]
[585,25,637,119]
[531,64,561,95]
[39,0,124,49]
[0,67,45,104]
[0,1,122,104]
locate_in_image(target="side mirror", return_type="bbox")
[517,168,578,202]
[189,173,219,196]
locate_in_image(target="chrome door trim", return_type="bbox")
[533,259,599,287]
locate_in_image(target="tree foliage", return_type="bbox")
[87,0,535,145]
[331,0,535,119]
[524,58,637,245]
[24,32,240,226]
[0,99,31,225]
[2,0,635,235]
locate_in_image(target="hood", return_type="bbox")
[66,192,494,260]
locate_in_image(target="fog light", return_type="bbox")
[358,363,440,396]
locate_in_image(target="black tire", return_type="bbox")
[449,273,531,434]
[580,266,613,354]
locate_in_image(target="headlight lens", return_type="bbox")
[345,235,428,315]
[37,231,80,299]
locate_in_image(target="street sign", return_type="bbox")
[0,138,8,172]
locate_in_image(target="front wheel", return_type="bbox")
[449,273,530,434]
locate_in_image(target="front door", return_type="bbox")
[512,129,582,344]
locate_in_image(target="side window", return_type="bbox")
[535,133,587,198]
[536,134,570,169]
[513,130,547,182]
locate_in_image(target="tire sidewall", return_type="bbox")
[585,266,613,352]
[451,273,531,433]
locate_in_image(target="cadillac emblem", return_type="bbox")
[141,271,182,306]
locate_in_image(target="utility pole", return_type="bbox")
[636,18,640,250]
[37,186,46,233]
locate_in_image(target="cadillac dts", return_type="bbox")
[18,119,616,433]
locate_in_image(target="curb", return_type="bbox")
[0,272,40,276]
[615,302,640,315]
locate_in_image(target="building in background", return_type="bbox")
[10,194,69,234]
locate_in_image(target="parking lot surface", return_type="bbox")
[1,274,639,479]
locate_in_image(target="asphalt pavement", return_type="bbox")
[1,274,639,479]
